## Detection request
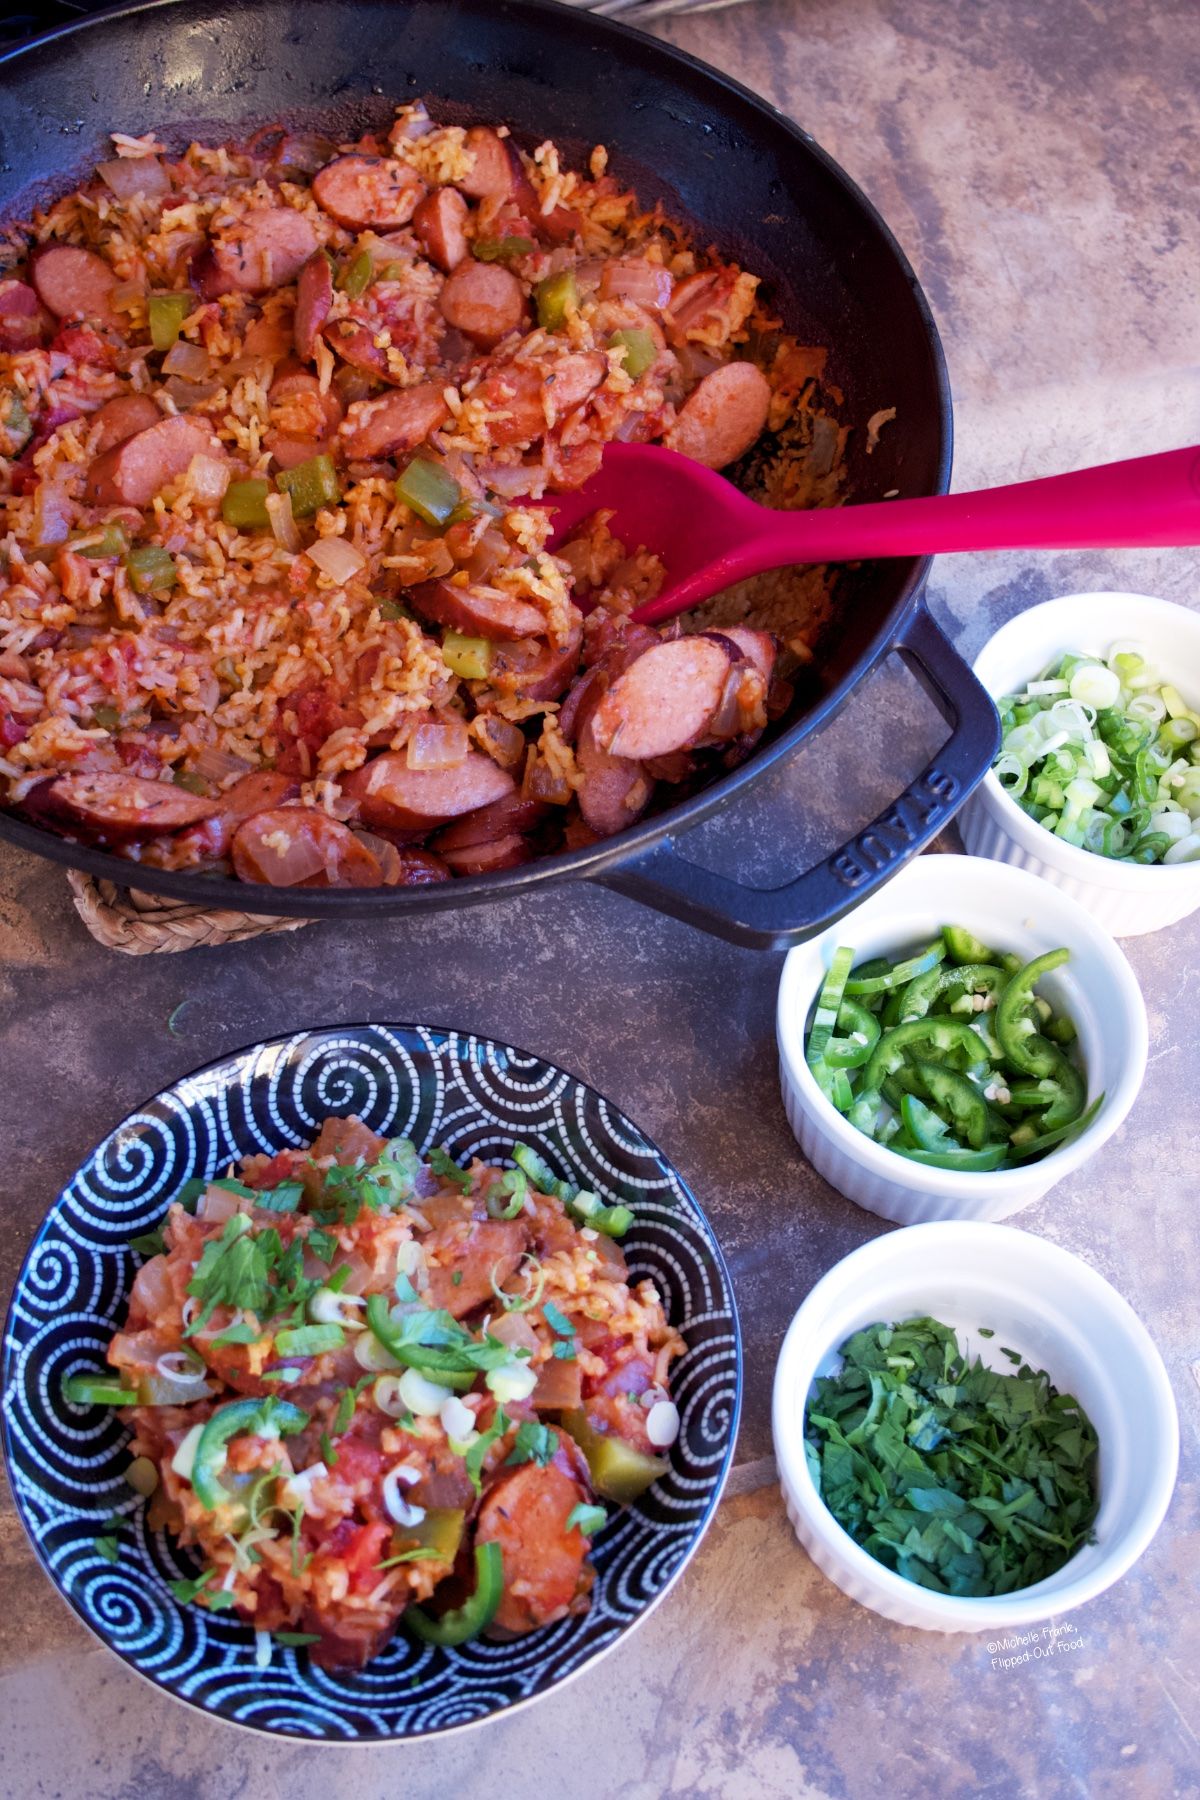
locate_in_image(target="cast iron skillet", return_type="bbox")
[0,0,998,947]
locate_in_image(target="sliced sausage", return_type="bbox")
[341,749,515,836]
[208,209,319,295]
[473,352,604,446]
[664,361,771,470]
[703,625,777,683]
[294,250,333,360]
[312,155,424,230]
[170,771,301,862]
[457,127,521,201]
[340,382,448,460]
[576,715,653,838]
[50,772,219,836]
[439,261,524,350]
[242,311,295,362]
[435,832,529,876]
[476,1454,591,1634]
[423,1217,528,1317]
[432,792,545,856]
[591,636,734,761]
[413,187,469,273]
[323,317,394,381]
[407,578,546,642]
[84,415,221,507]
[0,278,53,352]
[29,245,120,325]
[230,806,386,887]
[90,393,161,455]
[265,360,343,466]
[490,624,583,702]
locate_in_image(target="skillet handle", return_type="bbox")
[594,606,1000,949]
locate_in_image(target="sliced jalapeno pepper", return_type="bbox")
[891,1143,1009,1172]
[191,1397,308,1511]
[807,946,854,1066]
[897,965,945,1021]
[1008,1093,1104,1160]
[364,1293,476,1391]
[824,997,881,1069]
[844,940,944,996]
[909,1057,989,1148]
[939,964,1007,1014]
[863,1017,989,1091]
[404,1540,503,1645]
[995,949,1069,1076]
[899,1092,958,1152]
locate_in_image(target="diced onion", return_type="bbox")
[280,1462,329,1509]
[266,490,301,552]
[171,1422,205,1481]
[646,1399,680,1448]
[406,715,469,771]
[185,454,230,504]
[192,744,252,783]
[305,535,366,584]
[382,1463,425,1527]
[162,340,211,381]
[97,155,170,201]
[398,1367,452,1416]
[165,377,222,409]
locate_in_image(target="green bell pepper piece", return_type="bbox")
[0,390,32,457]
[337,250,374,298]
[441,632,491,680]
[124,545,178,595]
[222,479,272,529]
[148,291,191,352]
[63,1373,138,1407]
[395,456,461,528]
[534,270,578,331]
[608,327,656,379]
[276,453,340,519]
[404,1540,503,1645]
[472,236,534,263]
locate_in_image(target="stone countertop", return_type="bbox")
[1,1,1198,1795]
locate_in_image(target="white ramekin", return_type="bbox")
[777,854,1147,1224]
[773,1222,1179,1633]
[957,592,1200,936]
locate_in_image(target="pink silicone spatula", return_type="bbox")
[539,440,1200,626]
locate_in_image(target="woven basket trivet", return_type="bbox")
[67,871,310,954]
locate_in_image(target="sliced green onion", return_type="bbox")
[994,641,1200,862]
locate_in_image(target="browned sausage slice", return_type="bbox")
[473,352,604,446]
[591,636,733,760]
[294,250,333,360]
[209,209,319,294]
[434,832,529,876]
[664,362,772,469]
[90,393,162,455]
[413,188,469,273]
[230,807,385,887]
[704,625,777,682]
[457,127,521,200]
[29,245,120,325]
[423,1217,528,1316]
[407,578,546,642]
[84,415,221,507]
[312,155,424,230]
[340,383,449,459]
[51,772,219,836]
[341,750,515,835]
[576,715,653,838]
[490,623,583,703]
[432,792,545,854]
[439,260,524,350]
[0,278,52,351]
[476,1455,591,1634]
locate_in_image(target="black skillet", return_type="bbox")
[0,0,999,947]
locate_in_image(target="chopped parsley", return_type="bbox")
[804,1317,1100,1598]
[209,1321,260,1348]
[451,1271,463,1288]
[543,1300,574,1339]
[566,1503,607,1537]
[320,1429,337,1467]
[505,1420,557,1469]
[306,1228,337,1265]
[316,1138,421,1223]
[551,1341,577,1361]
[428,1146,472,1193]
[185,1216,320,1338]
[167,1570,234,1607]
[129,1226,166,1258]
[463,1407,509,1494]
[94,1533,120,1563]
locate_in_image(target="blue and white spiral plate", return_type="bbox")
[1,1024,741,1740]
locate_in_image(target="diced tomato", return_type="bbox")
[316,1517,390,1594]
[243,1149,302,1189]
[274,683,362,776]
[50,326,117,367]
